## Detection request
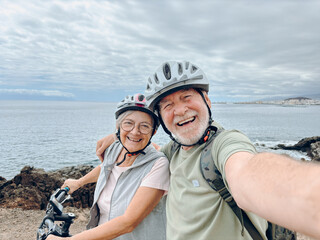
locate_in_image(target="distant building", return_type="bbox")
[237,97,320,105]
[281,97,318,105]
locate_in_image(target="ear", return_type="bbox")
[203,92,212,108]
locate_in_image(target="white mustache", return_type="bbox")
[173,110,198,125]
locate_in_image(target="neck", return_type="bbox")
[180,125,217,150]
[182,145,194,151]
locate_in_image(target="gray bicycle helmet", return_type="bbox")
[145,61,209,111]
[115,93,159,129]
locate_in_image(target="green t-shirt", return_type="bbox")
[161,122,268,240]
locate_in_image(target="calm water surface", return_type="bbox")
[0,101,319,180]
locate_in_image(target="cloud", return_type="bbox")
[0,88,74,98]
[0,0,319,102]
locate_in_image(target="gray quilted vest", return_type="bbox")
[87,141,167,240]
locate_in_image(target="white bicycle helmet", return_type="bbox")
[145,61,209,111]
[115,93,159,129]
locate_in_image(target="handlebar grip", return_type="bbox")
[56,187,69,202]
[44,218,55,230]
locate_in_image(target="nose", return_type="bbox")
[131,124,141,134]
[173,102,188,116]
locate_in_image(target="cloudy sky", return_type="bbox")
[0,0,319,102]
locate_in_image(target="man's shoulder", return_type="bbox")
[210,128,256,170]
[208,122,251,148]
[160,140,176,160]
[146,144,167,158]
[214,129,252,145]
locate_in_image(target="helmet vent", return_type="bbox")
[178,63,183,75]
[138,94,145,101]
[154,74,159,84]
[163,63,171,80]
[191,65,198,73]
[185,61,189,70]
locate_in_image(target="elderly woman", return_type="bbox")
[48,94,169,240]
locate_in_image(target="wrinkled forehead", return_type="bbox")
[124,110,153,123]
[158,88,197,105]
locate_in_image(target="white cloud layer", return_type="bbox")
[0,88,74,98]
[0,0,319,101]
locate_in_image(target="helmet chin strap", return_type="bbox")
[157,89,217,147]
[115,129,150,166]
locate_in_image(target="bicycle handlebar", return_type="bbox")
[36,187,75,240]
[57,187,69,201]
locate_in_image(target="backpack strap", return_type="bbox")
[200,131,264,240]
[169,141,180,159]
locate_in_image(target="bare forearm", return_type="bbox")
[46,214,131,240]
[70,187,164,240]
[79,165,101,186]
[227,152,320,238]
[62,165,101,193]
[70,216,133,240]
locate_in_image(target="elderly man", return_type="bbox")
[97,61,320,240]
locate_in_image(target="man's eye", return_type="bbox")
[163,103,172,109]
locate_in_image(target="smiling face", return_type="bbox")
[159,88,211,146]
[118,111,153,152]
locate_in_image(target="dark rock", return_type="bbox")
[310,142,320,162]
[0,165,95,210]
[276,136,320,161]
[0,176,7,189]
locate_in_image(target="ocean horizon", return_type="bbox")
[1,100,319,180]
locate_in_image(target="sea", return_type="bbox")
[1,100,319,180]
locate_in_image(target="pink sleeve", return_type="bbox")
[141,157,170,194]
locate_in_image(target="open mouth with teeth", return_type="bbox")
[177,117,196,126]
[127,136,142,142]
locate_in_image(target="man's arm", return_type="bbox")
[96,134,116,162]
[151,142,161,151]
[225,151,320,239]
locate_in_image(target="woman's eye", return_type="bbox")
[141,124,151,129]
[123,121,133,126]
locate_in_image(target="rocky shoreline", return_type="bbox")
[0,165,96,210]
[274,136,320,162]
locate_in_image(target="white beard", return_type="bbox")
[172,111,209,145]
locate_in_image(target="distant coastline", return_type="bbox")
[215,97,320,105]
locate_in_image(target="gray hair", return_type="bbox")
[116,110,134,130]
[115,110,154,131]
